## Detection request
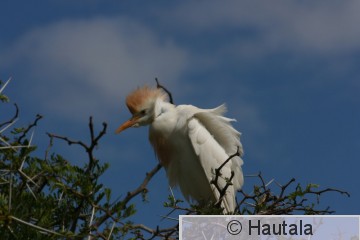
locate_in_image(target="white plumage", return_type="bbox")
[116,86,244,213]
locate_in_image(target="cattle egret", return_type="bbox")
[116,86,244,213]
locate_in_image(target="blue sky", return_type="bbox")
[1,0,359,230]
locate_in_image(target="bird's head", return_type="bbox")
[116,86,165,133]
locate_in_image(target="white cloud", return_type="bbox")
[2,17,188,121]
[160,0,360,55]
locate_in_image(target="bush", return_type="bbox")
[0,79,349,239]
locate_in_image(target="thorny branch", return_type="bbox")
[46,117,170,239]
[47,117,107,233]
[0,101,64,238]
[236,172,350,215]
[47,117,107,175]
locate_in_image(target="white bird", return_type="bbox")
[116,86,244,213]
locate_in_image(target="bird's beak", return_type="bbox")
[115,115,140,134]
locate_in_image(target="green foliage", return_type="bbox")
[0,121,116,239]
[0,81,142,239]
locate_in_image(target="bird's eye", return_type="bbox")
[140,109,146,115]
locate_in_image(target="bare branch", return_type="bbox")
[46,117,108,233]
[0,103,19,129]
[217,146,241,173]
[237,172,349,215]
[307,187,350,197]
[47,132,88,149]
[210,146,240,212]
[93,164,162,229]
[18,114,42,143]
[124,164,162,205]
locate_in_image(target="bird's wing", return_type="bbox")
[186,104,244,213]
[193,104,244,190]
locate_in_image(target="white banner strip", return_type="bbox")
[180,215,359,239]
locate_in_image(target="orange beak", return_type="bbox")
[115,115,140,134]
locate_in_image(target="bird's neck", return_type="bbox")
[154,98,175,119]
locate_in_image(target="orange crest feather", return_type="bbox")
[125,86,163,114]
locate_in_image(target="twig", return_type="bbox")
[215,171,235,210]
[0,104,19,130]
[47,133,88,149]
[47,117,107,175]
[217,146,241,172]
[210,147,240,212]
[17,114,42,143]
[131,223,178,240]
[237,172,349,215]
[308,188,350,197]
[278,178,296,199]
[155,78,174,104]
